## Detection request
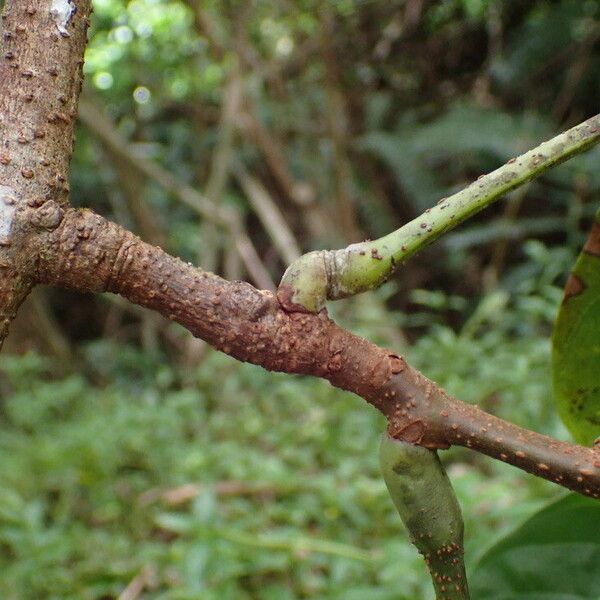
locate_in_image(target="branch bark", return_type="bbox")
[1,0,599,504]
[0,0,92,348]
[27,206,600,500]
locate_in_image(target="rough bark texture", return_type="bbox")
[1,0,599,502]
[0,0,92,347]
[32,207,600,499]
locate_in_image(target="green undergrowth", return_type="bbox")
[0,243,569,599]
[0,349,555,600]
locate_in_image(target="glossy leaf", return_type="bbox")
[470,494,600,599]
[552,211,600,444]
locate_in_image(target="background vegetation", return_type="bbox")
[1,0,599,597]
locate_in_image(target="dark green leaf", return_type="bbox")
[470,494,600,599]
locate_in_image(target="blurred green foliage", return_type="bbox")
[1,0,600,597]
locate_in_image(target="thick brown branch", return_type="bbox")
[384,370,600,499]
[35,207,600,499]
[0,0,92,345]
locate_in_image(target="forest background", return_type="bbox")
[1,0,599,598]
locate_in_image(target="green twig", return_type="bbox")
[380,433,469,600]
[278,114,600,312]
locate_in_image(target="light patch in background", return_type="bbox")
[0,186,17,246]
[133,86,151,105]
[113,26,134,44]
[276,36,294,57]
[50,0,77,37]
[94,72,114,90]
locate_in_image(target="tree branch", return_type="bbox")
[0,0,93,347]
[2,0,599,506]
[30,207,600,499]
[198,67,242,272]
[279,114,600,312]
[233,162,302,264]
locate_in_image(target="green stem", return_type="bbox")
[380,433,469,600]
[278,114,600,312]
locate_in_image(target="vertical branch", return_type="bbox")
[0,0,92,346]
[187,0,334,243]
[110,157,167,248]
[237,103,334,243]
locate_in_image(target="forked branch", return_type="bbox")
[0,0,599,504]
[26,206,600,500]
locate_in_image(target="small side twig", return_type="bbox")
[279,114,600,312]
